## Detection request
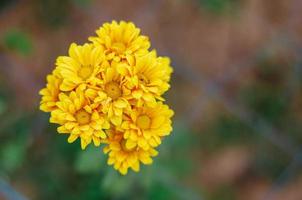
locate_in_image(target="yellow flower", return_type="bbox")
[103,129,158,175]
[50,85,110,149]
[92,64,131,126]
[39,21,174,175]
[89,21,150,64]
[120,102,174,151]
[39,70,62,112]
[120,51,173,107]
[56,43,105,91]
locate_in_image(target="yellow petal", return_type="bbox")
[138,138,148,150]
[116,63,128,75]
[151,116,165,129]
[139,154,152,165]
[92,136,101,146]
[107,157,115,165]
[132,90,143,99]
[111,116,122,126]
[126,140,137,149]
[95,130,107,139]
[113,99,127,108]
[65,122,76,130]
[81,139,89,150]
[131,161,140,172]
[119,167,128,175]
[58,126,69,134]
[68,134,78,143]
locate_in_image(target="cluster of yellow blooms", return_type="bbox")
[39,21,174,175]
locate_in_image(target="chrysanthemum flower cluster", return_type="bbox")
[39,21,174,175]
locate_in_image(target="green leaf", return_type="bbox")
[2,29,33,56]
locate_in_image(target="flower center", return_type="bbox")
[105,82,122,100]
[78,66,93,80]
[75,110,91,125]
[136,115,151,129]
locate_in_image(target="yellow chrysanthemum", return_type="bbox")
[120,51,173,107]
[50,85,110,149]
[85,64,131,126]
[89,20,150,64]
[56,43,105,91]
[39,70,62,112]
[103,129,158,175]
[120,102,174,151]
[39,21,174,175]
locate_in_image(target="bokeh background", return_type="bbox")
[1,0,302,199]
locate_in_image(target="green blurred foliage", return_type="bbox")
[72,0,93,8]
[200,114,255,151]
[210,185,236,200]
[33,0,92,27]
[239,59,290,124]
[34,0,70,27]
[236,56,296,179]
[148,181,177,200]
[199,0,240,14]
[0,111,31,174]
[0,97,7,116]
[254,145,291,179]
[0,85,11,118]
[74,146,104,173]
[2,29,33,56]
[0,140,27,173]
[158,120,196,176]
[241,84,288,123]
[0,111,200,199]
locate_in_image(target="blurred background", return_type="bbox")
[0,0,302,199]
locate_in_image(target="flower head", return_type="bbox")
[56,43,105,91]
[89,21,150,64]
[103,129,158,175]
[121,51,173,107]
[39,71,62,112]
[89,63,132,126]
[120,102,174,151]
[50,85,110,149]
